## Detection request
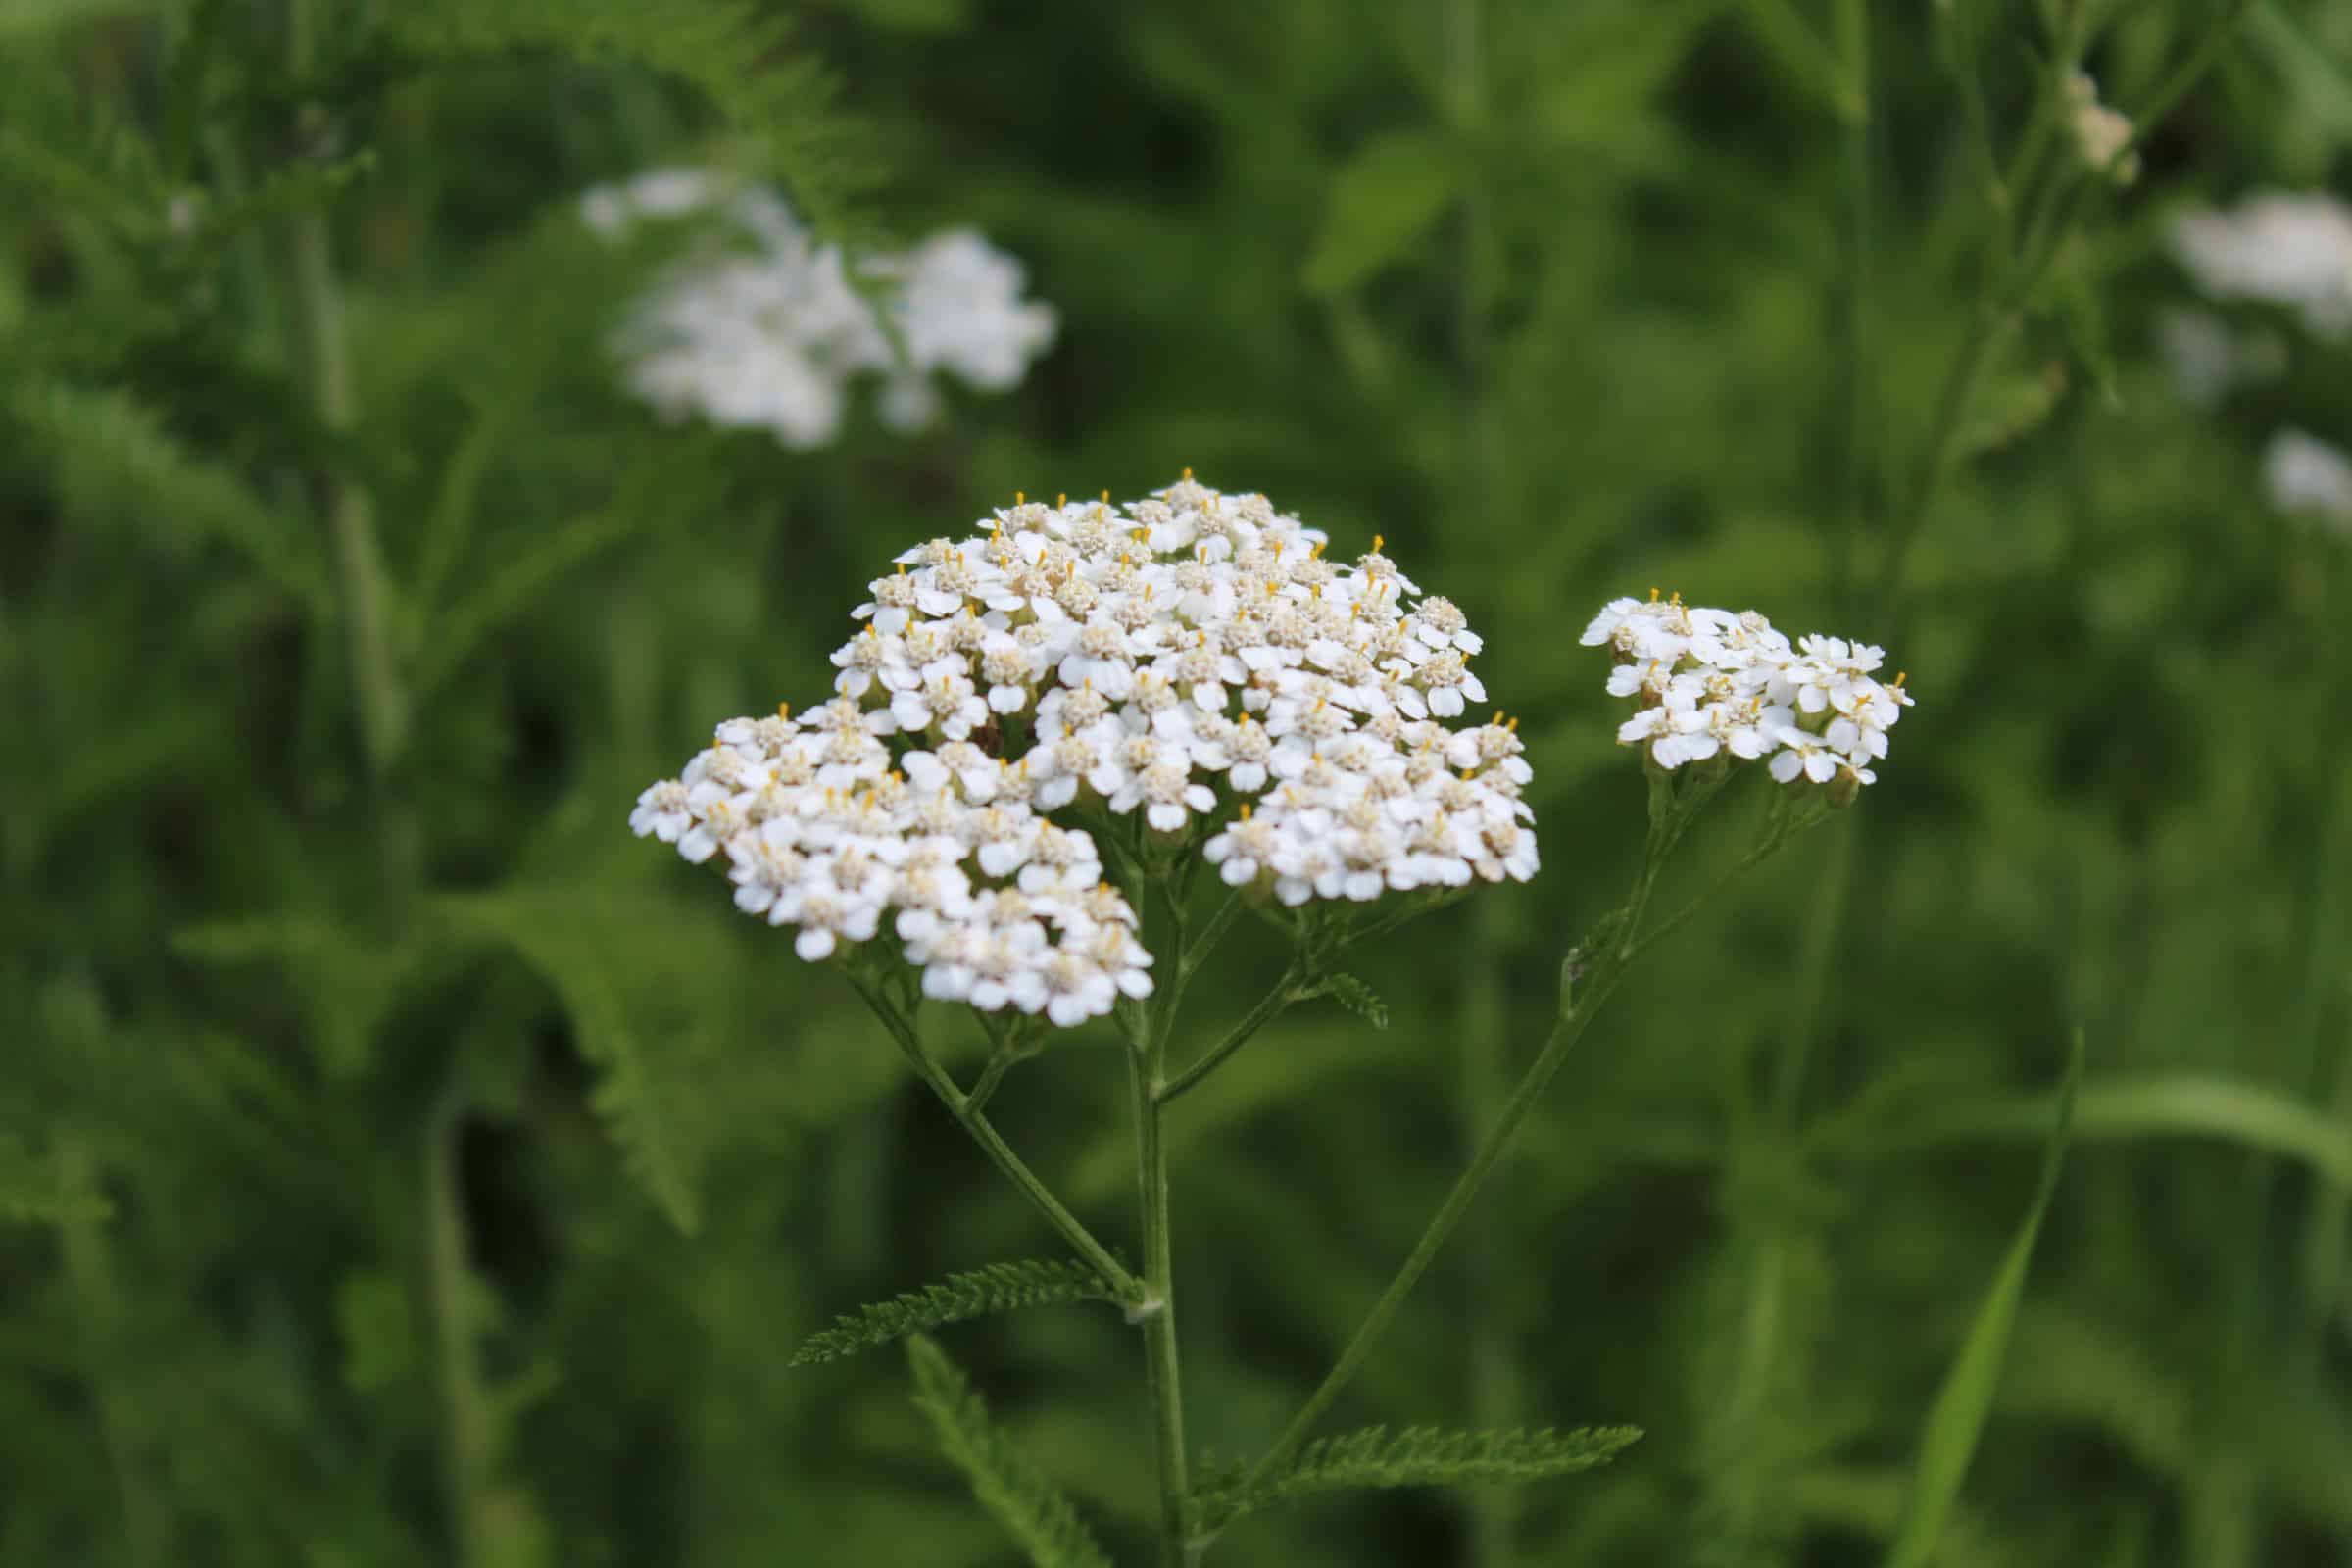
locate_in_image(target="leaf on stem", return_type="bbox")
[1301,130,1459,296]
[791,1260,1119,1366]
[1881,1029,2083,1568]
[905,1335,1113,1568]
[1325,973,1390,1031]
[1196,1424,1644,1531]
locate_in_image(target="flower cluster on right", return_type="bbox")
[1585,595,1911,788]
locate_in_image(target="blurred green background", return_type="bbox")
[6,0,2352,1563]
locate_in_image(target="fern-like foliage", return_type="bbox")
[1325,972,1390,1030]
[905,1336,1112,1568]
[369,0,873,231]
[1194,1424,1644,1531]
[7,382,332,612]
[792,1259,1120,1367]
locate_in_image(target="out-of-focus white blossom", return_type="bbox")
[1584,593,1910,791]
[633,480,1538,1026]
[2170,191,2352,340]
[2264,429,2352,534]
[2065,73,2139,185]
[582,169,1057,448]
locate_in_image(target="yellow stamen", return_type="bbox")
[1506,716,1519,732]
[1181,466,1194,480]
[777,702,791,720]
[1311,540,1326,559]
[1239,802,1252,820]
[1372,534,1385,553]
[1648,586,1659,602]
[1101,490,1110,504]
[1893,671,1908,687]
[1015,491,1025,505]
[1056,493,1067,507]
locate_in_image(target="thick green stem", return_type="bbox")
[424,1088,492,1568]
[1130,1045,1194,1567]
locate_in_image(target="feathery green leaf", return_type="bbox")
[793,1259,1120,1366]
[1324,972,1391,1031]
[373,0,871,230]
[905,1335,1113,1568]
[7,381,332,611]
[1197,1424,1644,1530]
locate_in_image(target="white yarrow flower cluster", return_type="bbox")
[2169,191,2352,341]
[583,169,1057,448]
[1584,594,1911,789]
[633,478,1539,1026]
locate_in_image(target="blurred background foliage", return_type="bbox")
[5,0,2352,1563]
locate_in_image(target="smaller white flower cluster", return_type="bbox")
[2170,191,2352,341]
[583,169,1057,448]
[1584,595,1911,788]
[629,702,1152,1027]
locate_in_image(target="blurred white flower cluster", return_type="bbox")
[1584,595,1910,789]
[2264,429,2352,535]
[632,479,1537,1025]
[2164,190,2352,535]
[583,169,1057,448]
[2169,191,2352,340]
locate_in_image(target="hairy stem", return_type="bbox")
[1131,1043,1194,1567]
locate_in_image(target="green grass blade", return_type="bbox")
[1883,1030,2084,1568]
[1822,1071,2352,1188]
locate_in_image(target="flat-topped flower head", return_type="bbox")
[632,479,1542,1026]
[1587,591,1910,793]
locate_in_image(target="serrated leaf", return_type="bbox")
[188,148,378,250]
[1882,1031,2083,1568]
[7,381,332,611]
[370,0,871,230]
[432,886,735,1233]
[414,444,718,698]
[906,1336,1112,1568]
[1301,130,1459,297]
[172,913,420,1077]
[1325,972,1390,1031]
[1197,1423,1643,1531]
[792,1259,1120,1366]
[1955,362,2067,460]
